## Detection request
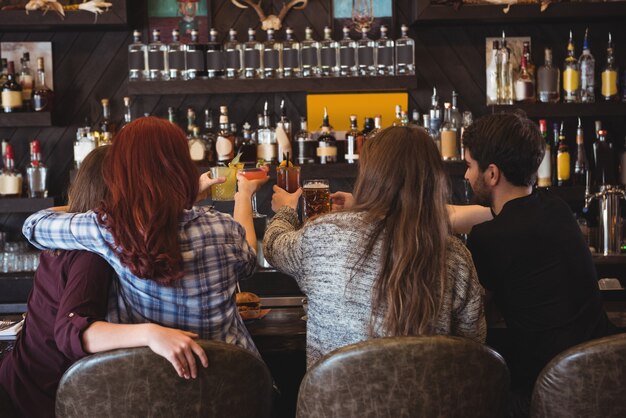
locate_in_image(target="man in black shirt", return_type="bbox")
[462,113,617,415]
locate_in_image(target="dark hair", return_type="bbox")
[462,112,544,186]
[352,126,450,337]
[67,146,110,213]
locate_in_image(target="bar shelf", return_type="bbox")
[0,112,52,128]
[490,102,626,118]
[0,197,56,213]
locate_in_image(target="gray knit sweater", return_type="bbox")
[263,207,487,368]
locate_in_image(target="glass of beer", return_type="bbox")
[302,179,331,219]
[276,165,301,193]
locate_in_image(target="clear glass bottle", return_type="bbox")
[514,54,536,103]
[486,40,500,106]
[375,25,394,76]
[320,26,339,77]
[556,122,571,186]
[294,117,316,165]
[202,108,217,166]
[601,32,619,101]
[0,144,22,198]
[339,26,358,77]
[0,58,8,87]
[551,122,560,186]
[410,109,421,127]
[216,106,236,163]
[263,28,282,79]
[345,114,363,164]
[74,127,96,169]
[128,30,148,81]
[97,98,115,146]
[185,29,207,79]
[460,111,473,160]
[206,28,224,79]
[122,96,132,126]
[18,52,34,110]
[423,114,440,152]
[224,29,242,79]
[574,117,588,186]
[537,48,560,103]
[168,106,177,125]
[26,139,47,198]
[429,87,442,133]
[1,61,23,113]
[356,27,376,76]
[168,28,186,80]
[498,34,513,105]
[147,29,168,80]
[186,107,197,137]
[301,27,320,78]
[32,57,54,112]
[282,27,300,78]
[537,119,552,188]
[450,91,463,153]
[562,30,580,103]
[256,101,277,164]
[276,98,292,163]
[395,24,415,75]
[317,107,337,164]
[189,126,209,164]
[579,28,595,103]
[440,103,458,161]
[392,104,403,127]
[522,41,535,81]
[242,28,262,79]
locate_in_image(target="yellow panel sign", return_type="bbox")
[306,92,409,132]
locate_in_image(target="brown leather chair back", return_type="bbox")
[296,335,509,418]
[530,333,626,418]
[55,340,273,418]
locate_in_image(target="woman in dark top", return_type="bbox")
[0,146,208,418]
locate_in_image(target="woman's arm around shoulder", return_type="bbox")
[447,204,493,235]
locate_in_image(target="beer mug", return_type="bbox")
[302,179,331,219]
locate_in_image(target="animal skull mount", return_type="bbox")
[231,0,309,31]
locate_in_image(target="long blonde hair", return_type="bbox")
[352,126,450,336]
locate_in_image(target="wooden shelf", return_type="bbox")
[490,102,626,118]
[0,112,52,128]
[0,0,127,29]
[128,75,417,96]
[413,1,626,24]
[0,197,56,213]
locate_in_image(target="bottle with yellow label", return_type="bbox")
[563,30,580,103]
[601,32,619,101]
[557,122,571,186]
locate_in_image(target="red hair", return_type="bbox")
[98,116,198,285]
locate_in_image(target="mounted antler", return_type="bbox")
[231,0,308,31]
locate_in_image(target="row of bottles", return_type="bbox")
[0,54,54,113]
[0,139,47,198]
[128,25,415,81]
[73,98,123,168]
[486,30,625,105]
[537,118,626,188]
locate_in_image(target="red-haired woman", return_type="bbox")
[23,117,267,357]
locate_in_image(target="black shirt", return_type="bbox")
[467,190,616,391]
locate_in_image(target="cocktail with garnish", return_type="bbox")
[276,159,301,193]
[210,153,243,201]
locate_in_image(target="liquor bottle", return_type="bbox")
[185,29,207,79]
[216,106,236,163]
[392,104,403,127]
[522,41,535,80]
[450,91,463,134]
[593,129,616,185]
[301,27,320,78]
[338,26,358,77]
[440,102,458,161]
[579,28,595,103]
[167,106,177,125]
[551,122,560,186]
[168,29,186,80]
[18,52,34,110]
[32,57,54,112]
[423,114,440,152]
[498,34,513,105]
[320,26,339,77]
[395,24,415,75]
[601,33,619,101]
[242,28,262,79]
[122,96,132,126]
[238,122,257,163]
[128,30,148,81]
[537,119,552,188]
[368,115,382,139]
[0,59,8,87]
[263,28,282,79]
[294,117,316,165]
[147,29,168,80]
[186,107,197,137]
[74,127,96,169]
[410,109,421,127]
[26,139,47,198]
[2,61,23,113]
[356,27,376,76]
[460,111,473,160]
[486,40,500,106]
[556,122,571,186]
[276,98,292,163]
[224,29,242,79]
[537,48,560,103]
[282,27,300,78]
[400,110,409,126]
[256,101,277,164]
[563,30,580,103]
[0,144,22,197]
[620,136,626,186]
[97,99,115,146]
[362,117,375,136]
[206,28,224,79]
[514,54,536,103]
[188,126,209,164]
[345,115,363,164]
[429,87,442,133]
[573,118,588,186]
[202,109,217,165]
[375,25,394,76]
[317,107,337,164]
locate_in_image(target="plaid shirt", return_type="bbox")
[23,206,260,356]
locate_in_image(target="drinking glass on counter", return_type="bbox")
[276,164,301,193]
[302,179,331,219]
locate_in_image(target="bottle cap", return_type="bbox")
[210,28,218,37]
[248,28,255,36]
[31,139,41,154]
[133,29,141,37]
[101,98,109,105]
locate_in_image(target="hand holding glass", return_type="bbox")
[238,167,269,217]
[302,179,331,219]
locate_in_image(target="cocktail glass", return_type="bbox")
[302,179,331,219]
[210,163,243,201]
[239,167,268,217]
[276,165,301,193]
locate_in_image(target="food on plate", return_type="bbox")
[236,292,262,320]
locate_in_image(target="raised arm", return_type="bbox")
[447,204,493,235]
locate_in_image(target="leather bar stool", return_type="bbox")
[296,335,510,418]
[55,340,273,418]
